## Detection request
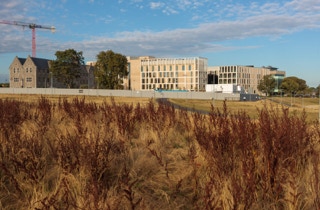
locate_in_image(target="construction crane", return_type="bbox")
[0,20,55,57]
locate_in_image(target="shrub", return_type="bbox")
[0,97,319,209]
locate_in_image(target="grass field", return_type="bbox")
[0,94,152,105]
[169,96,320,122]
[0,93,318,122]
[0,94,319,209]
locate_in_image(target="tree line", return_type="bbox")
[49,48,319,95]
[258,74,319,97]
[49,49,128,89]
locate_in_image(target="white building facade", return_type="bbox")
[127,56,208,91]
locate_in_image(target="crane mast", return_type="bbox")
[0,20,55,57]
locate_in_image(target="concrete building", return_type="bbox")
[9,56,95,88]
[126,56,208,91]
[208,65,285,94]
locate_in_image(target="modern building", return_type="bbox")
[208,65,285,94]
[126,56,208,91]
[9,56,95,88]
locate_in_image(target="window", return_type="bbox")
[188,65,191,70]
[164,65,166,71]
[182,65,185,71]
[26,78,32,82]
[26,68,28,73]
[170,65,172,71]
[14,78,19,82]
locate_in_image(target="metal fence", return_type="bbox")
[0,88,241,101]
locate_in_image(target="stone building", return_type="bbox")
[9,56,95,88]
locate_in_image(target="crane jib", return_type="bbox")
[0,20,55,57]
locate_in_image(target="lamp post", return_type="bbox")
[50,72,53,88]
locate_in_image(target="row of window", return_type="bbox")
[141,84,206,90]
[13,78,33,82]
[142,71,199,78]
[219,73,252,79]
[141,65,193,72]
[220,66,237,73]
[142,78,202,84]
[142,84,196,90]
[13,67,33,73]
[141,58,198,66]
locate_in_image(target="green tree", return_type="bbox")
[50,49,84,88]
[95,50,128,89]
[257,75,276,96]
[280,77,307,96]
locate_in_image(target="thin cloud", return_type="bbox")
[66,8,320,59]
[0,0,320,59]
[150,2,164,9]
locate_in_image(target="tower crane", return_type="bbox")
[0,20,55,57]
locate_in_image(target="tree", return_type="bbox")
[280,77,307,96]
[95,50,128,89]
[50,49,84,88]
[257,75,276,96]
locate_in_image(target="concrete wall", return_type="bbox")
[0,88,240,101]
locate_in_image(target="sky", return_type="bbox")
[0,0,319,87]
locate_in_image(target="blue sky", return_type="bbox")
[0,0,319,87]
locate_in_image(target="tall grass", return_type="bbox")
[0,97,319,209]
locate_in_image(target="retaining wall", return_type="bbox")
[0,88,241,101]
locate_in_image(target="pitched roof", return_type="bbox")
[17,57,27,64]
[29,57,51,69]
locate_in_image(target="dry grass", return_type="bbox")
[169,97,319,122]
[0,94,152,105]
[0,96,319,209]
